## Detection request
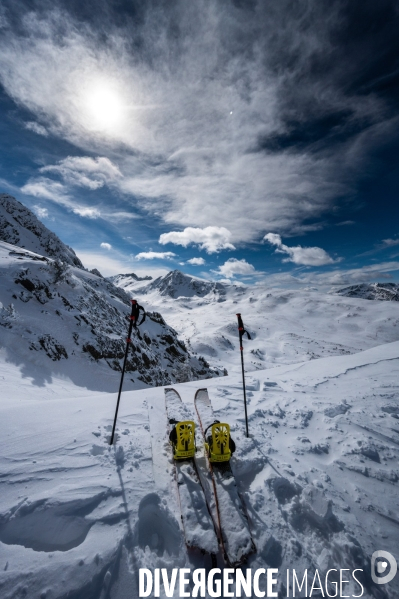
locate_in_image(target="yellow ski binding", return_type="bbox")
[207,422,231,463]
[171,420,196,460]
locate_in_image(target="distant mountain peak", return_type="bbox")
[0,194,84,269]
[111,272,153,282]
[134,269,227,299]
[336,282,399,301]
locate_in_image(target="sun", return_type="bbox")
[83,80,126,133]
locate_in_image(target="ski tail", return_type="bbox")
[194,387,256,567]
[164,388,219,556]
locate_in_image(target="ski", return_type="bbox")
[194,388,256,566]
[164,388,219,556]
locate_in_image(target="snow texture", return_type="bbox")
[2,341,399,597]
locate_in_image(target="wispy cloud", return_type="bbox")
[159,227,235,254]
[264,233,339,266]
[1,0,398,268]
[21,177,100,218]
[135,251,176,260]
[22,178,69,204]
[25,121,48,136]
[32,205,49,219]
[21,175,135,223]
[357,236,399,257]
[381,238,399,247]
[40,156,122,190]
[0,3,392,246]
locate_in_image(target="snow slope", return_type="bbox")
[0,194,84,268]
[1,341,399,598]
[0,241,219,392]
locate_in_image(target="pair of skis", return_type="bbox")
[165,388,256,566]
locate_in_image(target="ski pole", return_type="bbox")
[110,300,137,445]
[236,313,251,438]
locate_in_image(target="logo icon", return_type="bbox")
[371,551,397,585]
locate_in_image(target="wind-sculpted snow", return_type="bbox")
[0,194,84,268]
[1,342,399,597]
[0,241,220,390]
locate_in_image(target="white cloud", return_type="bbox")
[187,257,205,265]
[100,242,112,250]
[135,251,176,260]
[25,121,48,136]
[159,227,235,254]
[32,205,49,219]
[75,250,169,278]
[72,206,100,218]
[40,156,122,190]
[22,178,68,203]
[217,258,256,278]
[264,233,338,266]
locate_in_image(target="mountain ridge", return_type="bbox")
[0,194,84,269]
[129,269,228,300]
[336,282,399,301]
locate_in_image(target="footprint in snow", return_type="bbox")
[135,493,181,557]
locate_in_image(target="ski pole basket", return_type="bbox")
[171,421,196,460]
[206,422,232,463]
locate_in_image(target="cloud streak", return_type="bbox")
[135,251,176,260]
[264,233,338,266]
[41,156,122,190]
[159,227,235,254]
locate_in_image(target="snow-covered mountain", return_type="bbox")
[0,194,84,268]
[111,272,399,376]
[108,272,153,291]
[337,282,399,302]
[132,269,228,300]
[0,240,220,391]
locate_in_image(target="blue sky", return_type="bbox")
[1,0,399,288]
